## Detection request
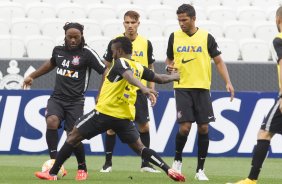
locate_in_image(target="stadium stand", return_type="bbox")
[56,3,86,21]
[146,5,175,21]
[87,36,111,57]
[87,4,116,22]
[216,38,240,61]
[197,20,224,38]
[240,38,270,62]
[0,35,25,58]
[0,2,25,20]
[237,6,267,24]
[163,20,179,37]
[207,6,236,23]
[116,4,146,20]
[41,18,66,37]
[26,2,56,21]
[138,19,161,38]
[224,21,254,43]
[149,36,167,61]
[25,35,55,58]
[102,19,124,37]
[10,18,41,39]
[253,21,277,43]
[0,20,10,35]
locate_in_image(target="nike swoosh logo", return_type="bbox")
[182,58,196,64]
[58,55,64,57]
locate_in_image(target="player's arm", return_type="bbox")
[165,33,176,73]
[22,59,55,89]
[147,40,155,90]
[208,33,234,101]
[142,66,179,84]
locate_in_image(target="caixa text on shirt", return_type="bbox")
[56,67,78,78]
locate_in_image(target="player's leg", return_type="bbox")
[194,89,214,181]
[173,90,194,173]
[65,102,87,180]
[115,120,185,182]
[100,129,116,172]
[45,98,64,159]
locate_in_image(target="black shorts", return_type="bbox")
[76,110,140,144]
[174,89,215,124]
[261,99,282,134]
[45,97,84,132]
[135,90,150,124]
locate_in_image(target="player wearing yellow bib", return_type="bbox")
[35,36,185,182]
[100,10,160,173]
[165,4,234,181]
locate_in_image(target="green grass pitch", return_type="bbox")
[0,155,281,183]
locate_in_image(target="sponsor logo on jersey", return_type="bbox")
[181,58,196,64]
[56,68,79,78]
[132,50,144,57]
[177,46,202,53]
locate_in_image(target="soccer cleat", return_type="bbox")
[168,168,185,182]
[140,163,161,173]
[226,178,257,184]
[75,170,88,181]
[35,170,58,180]
[172,160,182,173]
[100,163,112,173]
[63,169,67,177]
[195,169,209,181]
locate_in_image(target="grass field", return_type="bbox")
[0,155,281,184]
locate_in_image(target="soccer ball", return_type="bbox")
[41,159,65,179]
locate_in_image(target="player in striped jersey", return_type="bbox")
[23,22,106,181]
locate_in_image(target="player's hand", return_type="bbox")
[22,76,33,90]
[165,62,177,74]
[141,87,158,107]
[226,83,234,102]
[170,70,180,81]
[279,99,282,113]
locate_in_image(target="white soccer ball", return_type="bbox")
[41,159,65,179]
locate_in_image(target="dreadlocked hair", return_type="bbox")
[112,36,132,55]
[63,22,86,49]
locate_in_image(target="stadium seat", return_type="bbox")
[267,6,277,22]
[253,21,277,43]
[206,6,236,23]
[132,0,161,8]
[149,36,167,61]
[42,0,72,4]
[0,20,10,35]
[192,0,221,9]
[0,35,25,58]
[240,38,270,62]
[72,19,103,39]
[72,0,101,4]
[224,21,254,43]
[194,6,207,21]
[162,0,192,9]
[102,0,131,5]
[55,36,65,46]
[56,3,86,21]
[26,2,56,21]
[10,18,41,39]
[220,0,251,8]
[41,18,66,38]
[216,38,240,61]
[237,6,267,24]
[197,20,224,38]
[11,0,42,5]
[0,2,25,19]
[87,4,117,23]
[163,20,179,37]
[102,19,124,37]
[25,35,55,58]
[116,4,146,20]
[147,5,176,21]
[138,19,162,38]
[87,36,111,57]
[250,0,280,9]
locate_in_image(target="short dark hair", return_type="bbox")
[124,10,140,21]
[177,4,196,18]
[276,6,282,17]
[112,37,132,55]
[63,22,85,49]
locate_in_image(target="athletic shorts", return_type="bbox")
[45,97,84,132]
[261,99,282,134]
[76,110,140,144]
[135,90,150,124]
[174,89,215,124]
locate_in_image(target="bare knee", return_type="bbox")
[197,123,209,134]
[137,122,149,133]
[46,115,60,129]
[107,129,116,135]
[179,122,192,136]
[66,128,83,145]
[257,129,274,140]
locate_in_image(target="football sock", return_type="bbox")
[196,133,209,171]
[50,142,73,175]
[46,129,58,159]
[73,142,87,171]
[105,133,116,164]
[174,132,188,161]
[248,139,270,180]
[140,131,150,166]
[141,147,170,174]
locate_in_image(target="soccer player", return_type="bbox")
[100,10,160,173]
[227,6,282,184]
[34,36,185,182]
[23,22,106,181]
[165,4,234,181]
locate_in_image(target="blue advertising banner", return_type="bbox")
[0,90,282,157]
